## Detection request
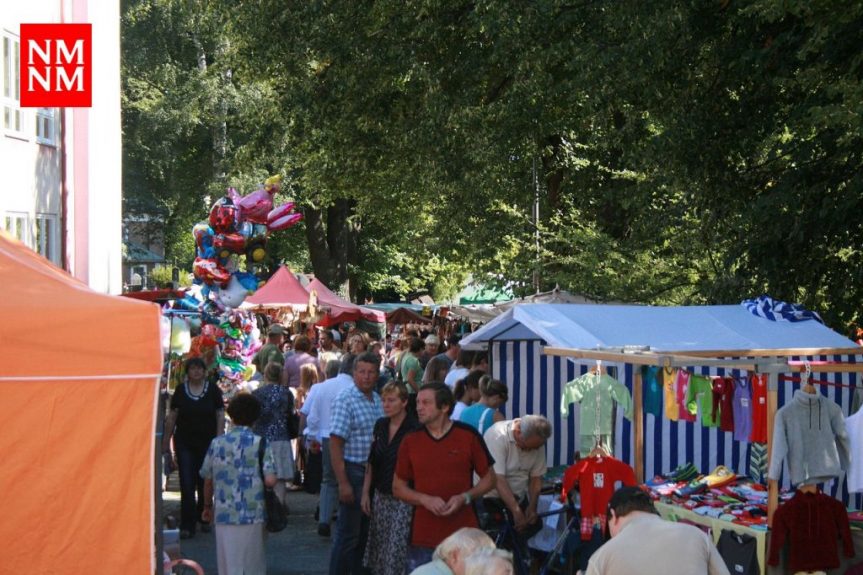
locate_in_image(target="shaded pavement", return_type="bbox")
[163,476,331,575]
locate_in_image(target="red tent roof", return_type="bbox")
[307,278,385,325]
[244,266,310,308]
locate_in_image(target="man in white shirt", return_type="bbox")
[301,353,356,537]
[444,349,474,389]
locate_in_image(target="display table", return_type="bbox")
[655,501,767,575]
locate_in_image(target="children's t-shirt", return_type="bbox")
[732,378,753,442]
[750,374,768,443]
[719,377,736,433]
[642,366,663,417]
[663,368,679,422]
[676,370,696,422]
[561,455,636,539]
[685,374,719,427]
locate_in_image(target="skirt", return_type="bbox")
[363,491,413,575]
[270,439,295,480]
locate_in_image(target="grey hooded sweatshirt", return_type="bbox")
[768,389,851,486]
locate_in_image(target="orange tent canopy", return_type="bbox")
[0,233,162,573]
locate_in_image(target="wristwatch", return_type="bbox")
[462,492,472,505]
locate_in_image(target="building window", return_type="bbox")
[2,32,23,137]
[35,213,58,263]
[36,108,56,145]
[3,212,30,244]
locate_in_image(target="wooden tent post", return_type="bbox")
[766,370,779,526]
[633,368,644,482]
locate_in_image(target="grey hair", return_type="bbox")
[339,353,356,375]
[463,548,514,575]
[432,527,494,565]
[325,358,341,379]
[519,415,552,441]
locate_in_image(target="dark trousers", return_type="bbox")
[176,442,208,533]
[328,462,369,575]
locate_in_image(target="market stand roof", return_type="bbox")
[0,232,162,573]
[460,303,860,356]
[307,278,386,325]
[244,265,310,309]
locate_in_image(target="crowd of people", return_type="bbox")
[162,322,729,575]
[162,323,552,575]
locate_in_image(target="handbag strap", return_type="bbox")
[257,436,266,483]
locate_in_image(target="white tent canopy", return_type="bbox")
[460,303,859,354]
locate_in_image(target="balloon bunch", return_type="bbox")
[174,175,302,397]
[178,175,302,315]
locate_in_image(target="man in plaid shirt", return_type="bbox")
[328,351,384,574]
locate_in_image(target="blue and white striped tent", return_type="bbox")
[461,304,863,504]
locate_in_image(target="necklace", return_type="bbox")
[186,380,208,400]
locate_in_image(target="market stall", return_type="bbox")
[0,233,163,573]
[462,302,863,574]
[306,278,385,335]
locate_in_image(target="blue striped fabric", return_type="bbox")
[742,295,823,324]
[491,340,862,506]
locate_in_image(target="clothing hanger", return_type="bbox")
[590,359,603,375]
[588,438,610,459]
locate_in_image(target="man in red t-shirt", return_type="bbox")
[394,382,496,572]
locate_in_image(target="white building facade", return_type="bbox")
[0,0,122,294]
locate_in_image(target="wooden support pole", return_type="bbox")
[766,372,779,527]
[633,368,644,483]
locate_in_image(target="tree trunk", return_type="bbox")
[304,198,360,301]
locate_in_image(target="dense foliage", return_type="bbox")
[122,0,863,332]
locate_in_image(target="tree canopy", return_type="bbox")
[122,0,863,332]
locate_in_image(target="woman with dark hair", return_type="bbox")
[422,355,451,385]
[162,356,225,539]
[361,382,420,575]
[252,362,295,508]
[458,376,508,435]
[201,393,277,574]
[452,369,484,420]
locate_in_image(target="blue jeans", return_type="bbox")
[319,438,338,527]
[404,546,434,573]
[328,462,369,575]
[176,442,208,533]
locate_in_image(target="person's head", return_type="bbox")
[319,328,334,349]
[325,358,341,379]
[353,351,380,395]
[264,361,283,384]
[339,353,357,375]
[479,375,508,408]
[293,335,312,353]
[472,351,489,372]
[417,382,454,425]
[299,363,320,390]
[433,527,496,575]
[226,393,261,426]
[424,334,441,355]
[184,357,206,382]
[514,415,552,451]
[455,369,484,404]
[423,355,451,384]
[605,486,659,537]
[445,334,461,356]
[456,348,475,368]
[267,324,285,344]
[282,340,292,354]
[349,333,368,354]
[409,337,424,354]
[381,381,409,418]
[462,548,514,575]
[370,341,384,358]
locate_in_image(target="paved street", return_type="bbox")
[163,482,331,575]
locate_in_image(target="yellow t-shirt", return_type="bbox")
[663,368,679,421]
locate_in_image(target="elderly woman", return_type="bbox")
[252,362,295,507]
[361,382,420,575]
[409,527,496,575]
[201,393,277,575]
[162,356,225,539]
